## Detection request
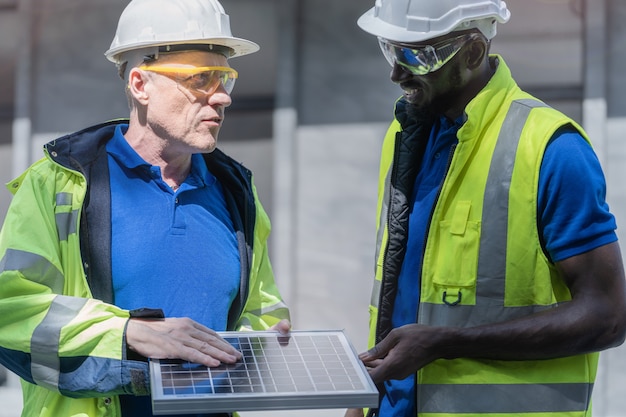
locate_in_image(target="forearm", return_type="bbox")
[436,298,623,362]
[0,271,136,394]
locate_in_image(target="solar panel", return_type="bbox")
[149,330,379,415]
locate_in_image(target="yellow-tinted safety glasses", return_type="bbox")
[138,65,238,95]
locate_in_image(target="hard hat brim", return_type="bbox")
[105,36,260,63]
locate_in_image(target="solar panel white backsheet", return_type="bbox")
[149,330,379,415]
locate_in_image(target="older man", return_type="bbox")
[0,1,289,416]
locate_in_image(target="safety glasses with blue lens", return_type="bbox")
[378,32,482,76]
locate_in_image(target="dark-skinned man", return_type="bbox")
[347,1,626,416]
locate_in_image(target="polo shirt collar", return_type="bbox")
[107,124,216,189]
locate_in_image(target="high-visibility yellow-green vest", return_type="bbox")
[0,120,289,417]
[370,56,596,416]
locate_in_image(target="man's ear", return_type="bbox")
[466,37,489,70]
[127,68,150,105]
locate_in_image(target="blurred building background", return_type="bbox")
[0,0,625,416]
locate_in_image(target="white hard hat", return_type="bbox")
[105,0,259,64]
[357,0,511,43]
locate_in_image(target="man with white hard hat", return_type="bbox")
[0,0,289,416]
[349,0,626,416]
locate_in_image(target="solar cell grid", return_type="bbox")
[150,330,379,415]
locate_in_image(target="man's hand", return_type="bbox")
[269,319,291,335]
[359,324,439,384]
[126,317,242,367]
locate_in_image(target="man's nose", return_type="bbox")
[390,63,413,84]
[208,85,232,107]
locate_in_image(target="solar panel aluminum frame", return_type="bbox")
[149,330,379,415]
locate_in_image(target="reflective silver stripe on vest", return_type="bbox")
[370,279,382,308]
[55,191,78,242]
[55,211,79,242]
[477,99,547,300]
[372,155,394,310]
[245,301,290,317]
[418,383,593,414]
[31,295,88,390]
[55,192,72,206]
[419,99,554,327]
[0,249,64,294]
[419,299,554,327]
[238,316,253,329]
[374,161,393,281]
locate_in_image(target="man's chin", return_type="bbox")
[193,136,218,154]
[200,143,217,153]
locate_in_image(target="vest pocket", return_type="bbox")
[431,219,480,291]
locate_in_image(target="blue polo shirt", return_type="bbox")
[106,125,240,417]
[381,116,618,417]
